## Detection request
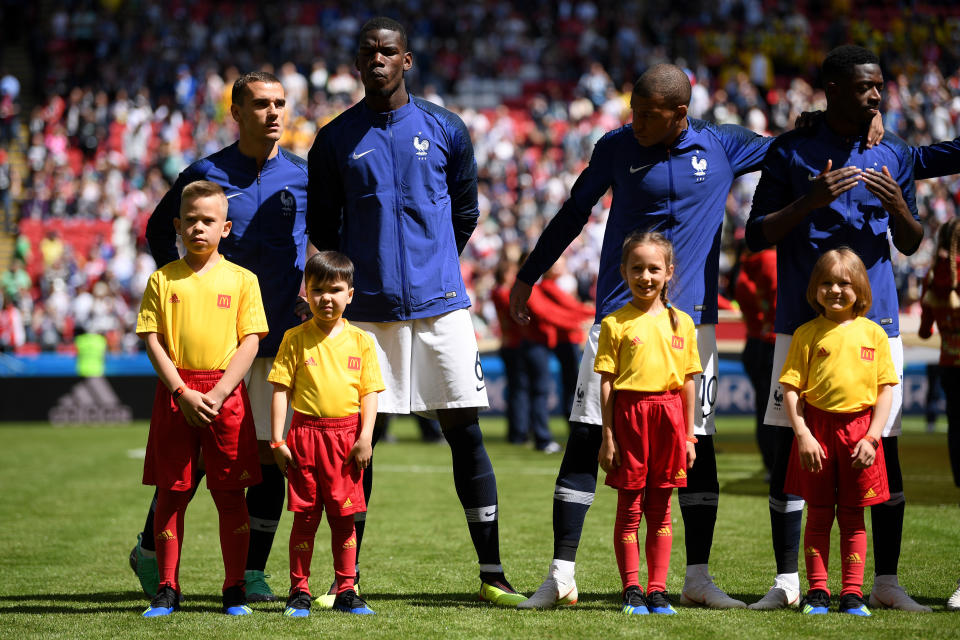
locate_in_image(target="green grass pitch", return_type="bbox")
[0,416,958,639]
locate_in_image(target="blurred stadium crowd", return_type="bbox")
[0,0,958,353]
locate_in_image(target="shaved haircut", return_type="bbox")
[633,64,692,109]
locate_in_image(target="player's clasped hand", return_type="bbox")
[176,387,219,427]
[805,159,862,209]
[860,166,907,213]
[851,438,877,469]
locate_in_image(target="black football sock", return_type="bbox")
[444,422,503,577]
[678,436,719,566]
[552,421,602,562]
[871,436,905,576]
[245,463,285,571]
[769,427,802,574]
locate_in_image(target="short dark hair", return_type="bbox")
[822,45,881,84]
[232,71,281,106]
[358,16,408,51]
[632,64,691,109]
[304,251,354,288]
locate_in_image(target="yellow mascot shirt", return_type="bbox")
[780,315,898,413]
[594,303,702,392]
[136,258,268,370]
[268,320,385,418]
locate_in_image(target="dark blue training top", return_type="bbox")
[145,142,309,358]
[746,122,918,337]
[307,96,479,322]
[518,118,771,325]
[913,135,960,179]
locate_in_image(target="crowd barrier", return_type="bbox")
[0,352,942,424]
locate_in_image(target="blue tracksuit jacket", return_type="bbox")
[307,96,478,322]
[746,122,918,337]
[145,142,309,357]
[518,118,771,325]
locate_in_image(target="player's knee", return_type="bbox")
[437,407,479,430]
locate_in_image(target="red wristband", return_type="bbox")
[863,435,880,450]
[270,440,286,449]
[686,436,698,444]
[171,386,185,400]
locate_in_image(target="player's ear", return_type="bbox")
[221,220,232,238]
[230,102,240,124]
[347,286,354,304]
[173,217,182,235]
[403,51,413,72]
[665,263,675,281]
[674,103,687,124]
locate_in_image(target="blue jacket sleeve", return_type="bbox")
[717,124,774,176]
[307,124,345,252]
[145,164,203,267]
[517,136,613,284]
[891,139,920,247]
[446,113,480,255]
[912,136,960,180]
[745,140,791,252]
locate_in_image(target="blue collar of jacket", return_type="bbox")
[224,141,288,173]
[816,118,867,148]
[360,95,417,125]
[636,119,701,154]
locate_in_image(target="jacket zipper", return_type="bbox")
[387,113,410,316]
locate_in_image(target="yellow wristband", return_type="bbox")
[269,440,286,449]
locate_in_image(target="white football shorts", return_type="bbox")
[354,308,489,419]
[247,356,293,441]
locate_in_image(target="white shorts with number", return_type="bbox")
[762,332,903,437]
[569,322,719,436]
[247,356,293,441]
[353,308,489,419]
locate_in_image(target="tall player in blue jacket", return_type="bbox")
[511,63,770,609]
[306,17,523,607]
[745,45,929,612]
[130,72,310,603]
